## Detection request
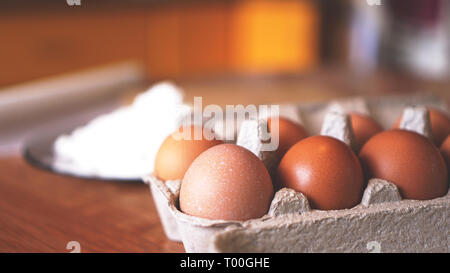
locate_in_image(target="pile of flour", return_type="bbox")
[52,82,191,180]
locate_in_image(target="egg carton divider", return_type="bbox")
[144,174,450,252]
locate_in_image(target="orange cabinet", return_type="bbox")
[0,0,319,87]
[0,9,147,87]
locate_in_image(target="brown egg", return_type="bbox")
[429,108,450,146]
[268,116,309,158]
[180,144,274,221]
[359,129,448,200]
[393,107,450,146]
[154,126,223,181]
[440,136,450,173]
[350,113,383,151]
[277,136,364,210]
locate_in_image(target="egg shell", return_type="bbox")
[154,126,223,181]
[180,144,274,221]
[350,112,383,151]
[268,117,308,159]
[359,129,448,200]
[428,108,450,146]
[277,135,364,210]
[440,136,450,174]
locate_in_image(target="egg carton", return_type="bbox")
[143,93,450,252]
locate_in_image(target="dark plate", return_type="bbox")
[23,134,142,183]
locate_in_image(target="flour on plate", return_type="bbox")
[53,82,191,180]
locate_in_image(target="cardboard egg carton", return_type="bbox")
[143,94,450,253]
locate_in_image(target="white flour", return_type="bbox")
[52,82,191,180]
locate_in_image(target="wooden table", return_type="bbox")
[0,157,185,253]
[1,72,449,253]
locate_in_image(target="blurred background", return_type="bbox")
[2,0,450,85]
[1,0,450,153]
[1,0,450,253]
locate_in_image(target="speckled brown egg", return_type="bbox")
[359,129,448,200]
[440,135,450,174]
[277,136,364,210]
[393,107,450,146]
[154,126,223,181]
[268,116,309,158]
[180,144,274,221]
[350,113,383,151]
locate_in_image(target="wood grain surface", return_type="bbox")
[0,157,184,253]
